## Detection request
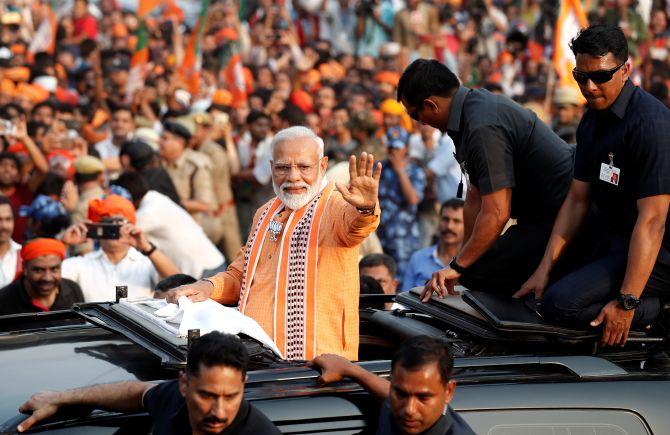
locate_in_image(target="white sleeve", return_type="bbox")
[60,257,81,284]
[427,136,459,177]
[253,140,273,185]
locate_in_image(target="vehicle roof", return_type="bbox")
[0,323,166,423]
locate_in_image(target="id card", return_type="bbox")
[599,163,620,186]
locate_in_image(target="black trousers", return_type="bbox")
[540,235,670,329]
[459,221,553,295]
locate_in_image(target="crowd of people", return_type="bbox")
[1,0,669,433]
[0,0,667,301]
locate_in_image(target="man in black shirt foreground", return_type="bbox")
[515,25,670,347]
[17,332,281,434]
[397,59,574,299]
[309,336,475,435]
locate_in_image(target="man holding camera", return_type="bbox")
[60,194,179,302]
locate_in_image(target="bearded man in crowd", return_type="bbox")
[168,126,381,360]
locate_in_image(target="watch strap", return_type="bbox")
[449,257,467,274]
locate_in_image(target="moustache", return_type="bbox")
[202,416,228,425]
[281,182,310,193]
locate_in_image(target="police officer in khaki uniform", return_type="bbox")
[189,113,242,261]
[159,120,217,227]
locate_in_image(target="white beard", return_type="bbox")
[273,172,323,211]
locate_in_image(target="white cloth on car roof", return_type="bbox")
[123,297,282,357]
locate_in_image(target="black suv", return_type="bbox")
[0,288,668,434]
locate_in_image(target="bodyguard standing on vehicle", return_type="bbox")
[397,59,574,299]
[516,25,670,347]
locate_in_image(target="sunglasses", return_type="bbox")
[572,61,626,85]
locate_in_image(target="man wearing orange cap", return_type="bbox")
[0,238,83,315]
[60,195,179,302]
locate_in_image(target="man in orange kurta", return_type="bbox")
[168,126,381,360]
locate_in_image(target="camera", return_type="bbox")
[0,119,16,136]
[86,222,121,240]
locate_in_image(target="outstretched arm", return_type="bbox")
[18,381,155,432]
[308,354,390,402]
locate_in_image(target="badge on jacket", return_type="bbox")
[599,152,620,186]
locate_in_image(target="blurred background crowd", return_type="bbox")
[0,0,668,298]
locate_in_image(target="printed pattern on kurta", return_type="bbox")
[208,183,380,360]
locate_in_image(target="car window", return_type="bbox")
[461,409,651,435]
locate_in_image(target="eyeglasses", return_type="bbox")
[273,163,317,175]
[407,104,423,121]
[572,61,626,85]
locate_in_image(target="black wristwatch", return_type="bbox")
[140,242,157,257]
[616,293,641,310]
[449,257,467,274]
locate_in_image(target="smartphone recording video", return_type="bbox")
[86,222,121,240]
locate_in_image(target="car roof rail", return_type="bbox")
[454,355,628,378]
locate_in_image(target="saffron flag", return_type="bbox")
[137,0,161,18]
[180,0,211,95]
[127,0,161,100]
[224,52,247,105]
[553,0,589,87]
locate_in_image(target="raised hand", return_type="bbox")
[335,152,382,210]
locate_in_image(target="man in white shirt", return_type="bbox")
[113,172,226,278]
[60,195,179,302]
[0,196,21,287]
[94,106,135,176]
[233,111,274,238]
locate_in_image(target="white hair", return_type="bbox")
[270,126,325,159]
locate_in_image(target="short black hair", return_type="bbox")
[440,198,465,215]
[112,171,149,205]
[120,139,155,171]
[187,331,249,378]
[37,172,65,197]
[359,275,385,310]
[570,25,629,64]
[27,120,48,138]
[0,195,12,209]
[32,101,55,116]
[0,152,22,170]
[278,104,307,126]
[110,104,134,116]
[397,59,460,109]
[155,274,197,292]
[392,336,454,385]
[359,253,397,278]
[246,110,271,125]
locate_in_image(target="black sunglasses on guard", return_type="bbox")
[572,61,626,85]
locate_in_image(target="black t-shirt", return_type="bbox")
[0,278,83,316]
[375,399,475,435]
[142,379,281,435]
[447,86,574,224]
[574,80,670,264]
